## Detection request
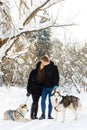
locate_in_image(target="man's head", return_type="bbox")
[40,55,50,66]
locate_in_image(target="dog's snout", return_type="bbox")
[55,98,58,103]
[56,98,58,101]
[27,109,29,112]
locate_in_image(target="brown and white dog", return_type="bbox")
[50,90,82,122]
[4,104,30,122]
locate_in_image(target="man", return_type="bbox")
[39,55,59,119]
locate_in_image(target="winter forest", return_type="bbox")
[0,0,87,93]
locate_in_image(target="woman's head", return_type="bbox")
[36,61,41,69]
[36,61,44,70]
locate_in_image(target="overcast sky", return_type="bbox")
[51,0,87,45]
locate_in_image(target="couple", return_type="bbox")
[26,55,59,120]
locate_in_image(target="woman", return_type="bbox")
[26,61,44,119]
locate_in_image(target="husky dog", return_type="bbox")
[4,104,30,122]
[50,90,82,122]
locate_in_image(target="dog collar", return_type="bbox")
[16,110,24,118]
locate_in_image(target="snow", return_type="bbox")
[0,86,87,130]
[0,71,4,75]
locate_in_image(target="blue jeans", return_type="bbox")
[41,87,53,116]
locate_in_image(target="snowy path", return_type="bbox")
[0,86,87,130]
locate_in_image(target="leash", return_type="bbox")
[24,97,29,104]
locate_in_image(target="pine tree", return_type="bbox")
[37,10,51,57]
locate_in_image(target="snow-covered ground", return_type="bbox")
[0,86,87,130]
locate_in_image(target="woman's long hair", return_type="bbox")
[36,61,44,83]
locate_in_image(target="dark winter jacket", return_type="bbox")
[43,61,59,88]
[27,62,43,95]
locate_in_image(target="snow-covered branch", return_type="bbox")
[0,0,67,62]
[71,76,81,93]
[0,38,16,62]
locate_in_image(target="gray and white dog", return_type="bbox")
[50,90,82,122]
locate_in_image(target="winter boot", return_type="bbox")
[30,104,38,119]
[39,114,45,120]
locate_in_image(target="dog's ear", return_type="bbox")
[51,93,54,96]
[21,104,27,108]
[51,89,56,96]
[57,91,62,97]
[18,104,27,110]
